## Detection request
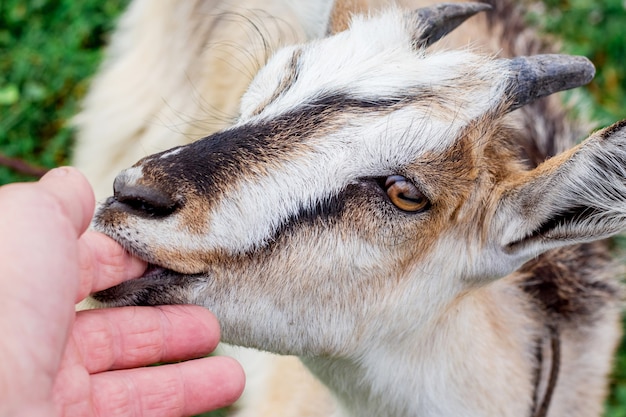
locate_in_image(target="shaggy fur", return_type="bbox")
[75,1,625,416]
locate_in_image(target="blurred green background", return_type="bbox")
[0,0,129,183]
[1,0,625,416]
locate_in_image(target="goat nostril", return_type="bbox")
[113,177,179,218]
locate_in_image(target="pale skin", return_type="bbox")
[0,167,245,417]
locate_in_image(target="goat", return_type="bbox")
[78,0,626,416]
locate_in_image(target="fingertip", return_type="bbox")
[217,355,247,399]
[38,167,95,235]
[157,305,222,354]
[184,356,246,412]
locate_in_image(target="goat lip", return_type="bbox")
[140,263,175,279]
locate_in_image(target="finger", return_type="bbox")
[69,305,221,374]
[77,231,147,302]
[90,356,245,417]
[36,167,96,237]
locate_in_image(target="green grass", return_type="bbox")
[1,1,626,416]
[533,0,626,126]
[0,0,129,184]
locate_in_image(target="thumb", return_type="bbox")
[36,167,96,236]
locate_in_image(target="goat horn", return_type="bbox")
[411,2,492,49]
[505,54,596,111]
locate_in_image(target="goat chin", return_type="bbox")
[74,0,625,416]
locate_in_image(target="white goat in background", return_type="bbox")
[75,0,626,416]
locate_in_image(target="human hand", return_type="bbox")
[0,167,245,417]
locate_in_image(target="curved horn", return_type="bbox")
[505,54,596,111]
[411,2,492,49]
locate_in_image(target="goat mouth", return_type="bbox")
[141,263,175,279]
[92,247,200,307]
[91,265,201,307]
[117,240,191,279]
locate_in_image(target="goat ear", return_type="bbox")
[493,120,626,264]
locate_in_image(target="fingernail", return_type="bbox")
[45,167,71,177]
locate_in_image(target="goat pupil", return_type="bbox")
[382,175,430,213]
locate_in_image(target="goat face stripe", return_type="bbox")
[97,96,495,267]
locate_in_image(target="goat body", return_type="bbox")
[76,1,626,416]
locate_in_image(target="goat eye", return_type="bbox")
[384,175,430,213]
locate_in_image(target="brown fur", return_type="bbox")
[329,0,371,33]
[79,1,625,416]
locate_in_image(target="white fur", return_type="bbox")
[78,2,626,417]
[119,10,512,257]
